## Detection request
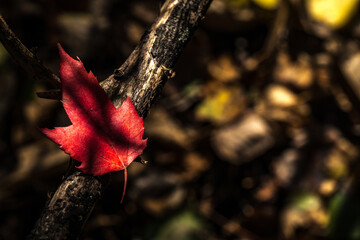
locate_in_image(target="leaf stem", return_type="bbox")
[121,167,127,203]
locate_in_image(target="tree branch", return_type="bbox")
[21,0,212,239]
[101,0,211,116]
[0,15,61,88]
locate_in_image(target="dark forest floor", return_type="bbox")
[1,0,360,239]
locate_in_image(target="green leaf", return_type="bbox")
[328,190,360,239]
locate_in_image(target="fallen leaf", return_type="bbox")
[207,54,240,83]
[274,51,313,89]
[252,0,279,10]
[212,113,276,164]
[265,84,298,108]
[306,0,359,29]
[196,86,245,124]
[41,45,147,200]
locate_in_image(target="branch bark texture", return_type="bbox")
[101,0,211,117]
[20,0,212,239]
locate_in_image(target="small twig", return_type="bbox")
[260,0,289,61]
[0,15,61,88]
[36,90,62,100]
[244,0,289,71]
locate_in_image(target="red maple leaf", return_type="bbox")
[41,44,147,201]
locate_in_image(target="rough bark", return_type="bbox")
[28,172,108,239]
[101,0,211,116]
[23,0,212,239]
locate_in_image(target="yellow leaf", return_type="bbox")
[306,0,359,28]
[196,86,245,124]
[252,0,279,10]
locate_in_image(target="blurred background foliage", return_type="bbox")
[2,0,360,239]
